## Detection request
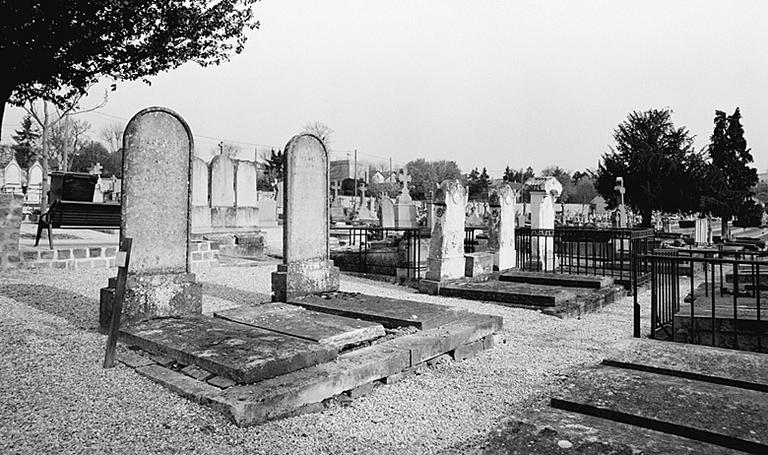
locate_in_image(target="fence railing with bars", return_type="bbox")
[329,226,424,279]
[633,247,768,353]
[512,226,655,288]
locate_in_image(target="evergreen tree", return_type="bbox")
[701,108,758,238]
[595,108,703,227]
[263,149,285,182]
[11,114,40,168]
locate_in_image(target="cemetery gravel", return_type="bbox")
[0,265,651,455]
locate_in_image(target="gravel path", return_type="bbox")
[0,265,652,455]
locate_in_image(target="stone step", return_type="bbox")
[288,292,467,330]
[602,338,768,392]
[120,315,337,384]
[498,270,614,289]
[551,366,768,453]
[496,406,737,454]
[214,303,386,349]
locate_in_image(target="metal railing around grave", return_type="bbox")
[514,227,655,288]
[634,248,768,352]
[329,226,424,279]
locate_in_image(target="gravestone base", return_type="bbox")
[271,259,340,302]
[99,272,202,330]
[465,252,494,277]
[420,256,465,294]
[394,204,418,228]
[493,247,516,271]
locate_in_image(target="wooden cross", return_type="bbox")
[103,237,133,368]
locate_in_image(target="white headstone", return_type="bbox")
[236,161,258,207]
[425,180,467,281]
[525,177,562,270]
[210,154,235,207]
[488,184,517,270]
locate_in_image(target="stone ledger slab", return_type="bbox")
[438,280,576,307]
[551,366,768,451]
[214,303,385,349]
[120,315,337,384]
[288,292,467,330]
[498,270,614,289]
[496,406,736,455]
[603,338,768,391]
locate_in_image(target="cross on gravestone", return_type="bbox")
[398,169,412,192]
[613,176,628,228]
[331,180,341,200]
[614,176,626,206]
[359,182,368,200]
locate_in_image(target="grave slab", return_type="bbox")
[551,366,768,452]
[492,406,737,455]
[438,280,575,307]
[214,303,385,349]
[603,338,768,392]
[121,315,337,384]
[498,270,613,289]
[288,292,467,330]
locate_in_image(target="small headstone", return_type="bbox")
[25,161,43,204]
[487,184,517,270]
[380,197,396,228]
[2,158,23,195]
[271,134,340,302]
[99,106,201,328]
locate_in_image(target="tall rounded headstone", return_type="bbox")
[271,134,339,302]
[488,184,517,270]
[420,180,467,293]
[99,107,202,329]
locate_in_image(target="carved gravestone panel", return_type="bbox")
[122,107,193,274]
[425,180,467,281]
[283,134,328,263]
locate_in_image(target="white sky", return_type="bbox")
[3,0,767,176]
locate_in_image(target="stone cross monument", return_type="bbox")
[331,180,341,204]
[524,177,562,271]
[487,184,517,270]
[614,176,628,228]
[271,134,340,302]
[394,168,417,228]
[99,106,202,329]
[420,180,467,294]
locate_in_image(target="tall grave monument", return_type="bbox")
[524,176,562,271]
[394,169,418,228]
[99,107,202,328]
[420,180,467,294]
[487,184,517,270]
[613,176,628,228]
[272,134,340,302]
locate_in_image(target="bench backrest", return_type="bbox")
[49,201,121,228]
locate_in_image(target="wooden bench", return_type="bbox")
[35,200,121,249]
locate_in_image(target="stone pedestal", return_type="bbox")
[100,273,202,330]
[271,259,340,302]
[0,194,23,270]
[394,203,418,228]
[465,252,494,277]
[525,177,562,271]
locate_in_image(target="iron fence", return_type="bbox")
[514,227,655,288]
[634,248,768,352]
[329,226,424,279]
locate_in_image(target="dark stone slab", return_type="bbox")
[214,303,385,349]
[551,366,768,452]
[121,316,337,384]
[498,270,613,289]
[603,338,768,392]
[438,280,575,307]
[135,364,221,405]
[288,292,467,330]
[482,406,737,454]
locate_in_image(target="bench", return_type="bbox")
[35,200,121,249]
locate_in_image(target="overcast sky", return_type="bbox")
[3,0,767,176]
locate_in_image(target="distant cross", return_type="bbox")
[91,162,103,175]
[331,180,341,200]
[359,182,368,201]
[614,177,626,207]
[398,169,412,192]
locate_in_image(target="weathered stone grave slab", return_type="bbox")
[214,303,385,349]
[551,366,768,452]
[439,280,576,307]
[498,406,737,455]
[288,292,467,330]
[603,338,768,392]
[498,270,613,289]
[121,316,337,384]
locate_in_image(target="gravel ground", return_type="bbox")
[0,265,652,455]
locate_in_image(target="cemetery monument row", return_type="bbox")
[100,107,202,328]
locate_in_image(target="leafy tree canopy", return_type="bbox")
[69,140,122,176]
[1,0,260,137]
[595,108,703,227]
[406,158,463,200]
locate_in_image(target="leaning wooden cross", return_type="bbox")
[103,237,133,368]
